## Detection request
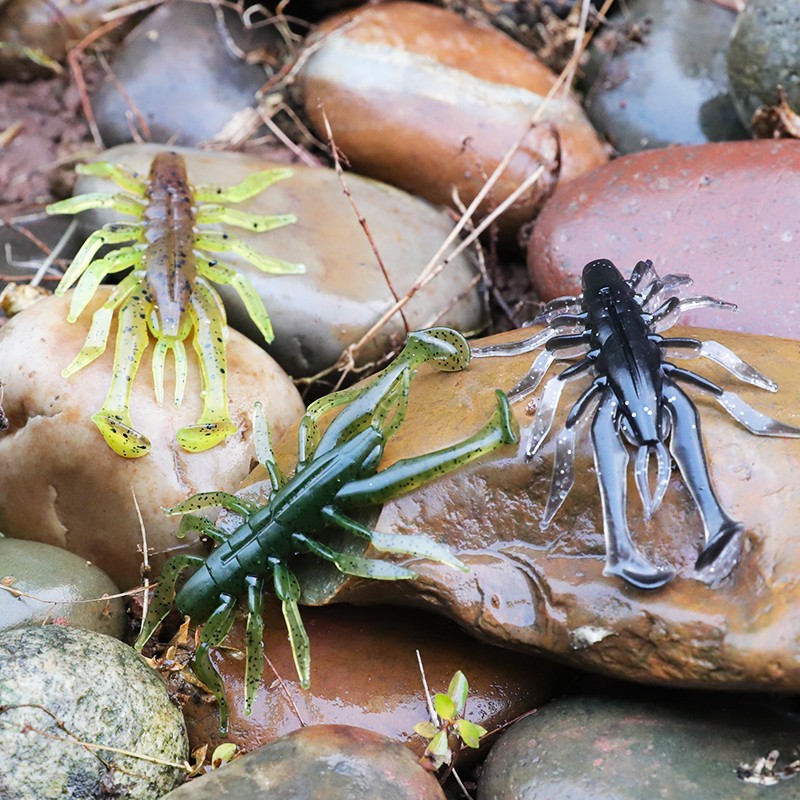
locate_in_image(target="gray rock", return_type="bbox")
[583,0,748,153]
[478,695,800,799]
[727,0,800,131]
[0,538,126,638]
[70,144,485,377]
[0,625,188,800]
[91,2,279,146]
[162,724,445,800]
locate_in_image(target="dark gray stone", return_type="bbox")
[478,695,800,799]
[583,0,748,153]
[91,2,279,146]
[727,0,800,131]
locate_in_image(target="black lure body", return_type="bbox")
[473,258,800,589]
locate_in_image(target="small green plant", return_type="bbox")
[414,670,488,771]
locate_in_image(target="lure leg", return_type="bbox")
[292,532,417,579]
[75,161,148,195]
[662,379,744,579]
[254,402,286,491]
[525,376,568,459]
[56,224,145,293]
[194,167,295,204]
[244,575,265,716]
[321,505,466,572]
[62,270,145,377]
[197,256,275,343]
[166,491,258,517]
[195,204,296,233]
[135,554,206,650]
[471,326,561,358]
[91,293,153,458]
[650,295,737,333]
[176,278,237,452]
[273,560,310,688]
[174,514,231,543]
[195,231,305,275]
[592,392,674,589]
[337,390,519,505]
[46,192,146,218]
[192,594,237,734]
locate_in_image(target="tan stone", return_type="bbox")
[296,1,608,242]
[241,326,800,690]
[0,289,305,589]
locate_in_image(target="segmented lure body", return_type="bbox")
[473,259,800,589]
[135,328,518,732]
[46,152,304,457]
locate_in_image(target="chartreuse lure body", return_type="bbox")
[135,328,518,732]
[46,151,304,457]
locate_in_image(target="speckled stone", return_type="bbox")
[0,538,125,638]
[0,625,188,800]
[727,0,800,131]
[72,144,485,377]
[161,725,445,800]
[583,0,747,153]
[478,695,800,799]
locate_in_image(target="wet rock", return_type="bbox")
[162,725,445,800]
[727,0,800,131]
[0,289,305,589]
[528,140,800,338]
[583,0,747,153]
[0,538,125,637]
[0,625,188,800]
[181,599,563,759]
[0,0,137,80]
[478,695,800,799]
[72,144,485,377]
[250,326,800,691]
[91,2,281,146]
[295,1,608,243]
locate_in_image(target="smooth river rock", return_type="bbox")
[727,0,800,131]
[0,537,126,637]
[0,625,188,800]
[162,725,445,800]
[72,144,484,377]
[242,326,800,692]
[478,695,800,799]
[582,0,747,153]
[0,289,305,589]
[179,599,563,759]
[296,1,608,243]
[91,1,280,146]
[528,140,800,339]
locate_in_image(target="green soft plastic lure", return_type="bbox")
[136,328,519,732]
[46,151,304,457]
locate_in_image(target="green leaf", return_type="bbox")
[455,719,487,749]
[425,729,451,770]
[447,670,469,715]
[434,692,456,722]
[414,721,439,739]
[211,742,237,767]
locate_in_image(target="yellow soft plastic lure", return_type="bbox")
[46,152,304,457]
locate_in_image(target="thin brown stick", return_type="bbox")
[257,105,318,167]
[132,487,151,624]
[321,107,410,333]
[96,51,151,142]
[8,225,71,272]
[264,654,308,726]
[0,583,149,604]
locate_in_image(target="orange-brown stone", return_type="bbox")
[296,1,608,242]
[242,326,800,691]
[182,599,563,758]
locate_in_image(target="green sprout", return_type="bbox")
[414,670,488,771]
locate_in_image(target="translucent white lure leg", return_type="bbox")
[716,391,800,437]
[650,295,737,333]
[471,326,560,358]
[508,350,556,402]
[633,441,672,520]
[524,375,567,459]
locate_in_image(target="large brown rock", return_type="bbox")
[162,725,445,800]
[243,326,800,691]
[528,140,800,339]
[296,1,608,243]
[0,290,305,589]
[181,599,563,759]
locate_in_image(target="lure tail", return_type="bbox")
[633,442,671,520]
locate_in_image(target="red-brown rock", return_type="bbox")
[528,140,800,339]
[296,1,608,242]
[182,599,563,759]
